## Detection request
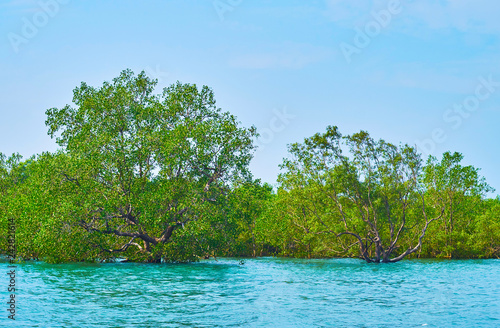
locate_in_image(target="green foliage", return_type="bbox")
[273,126,428,262]
[224,179,274,257]
[471,198,500,258]
[268,126,495,263]
[2,69,257,263]
[1,72,499,263]
[420,152,494,258]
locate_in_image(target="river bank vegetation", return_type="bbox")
[1,70,499,263]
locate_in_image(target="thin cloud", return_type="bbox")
[228,43,334,70]
[404,0,500,33]
[1,0,44,14]
[325,0,500,34]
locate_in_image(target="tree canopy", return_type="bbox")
[1,70,498,263]
[5,70,257,262]
[274,126,493,262]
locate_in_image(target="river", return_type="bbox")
[1,258,499,327]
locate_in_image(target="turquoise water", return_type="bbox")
[1,258,499,327]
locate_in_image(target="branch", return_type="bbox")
[98,237,144,253]
[388,208,444,262]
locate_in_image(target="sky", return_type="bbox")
[1,0,499,196]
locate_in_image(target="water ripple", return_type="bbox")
[0,258,499,327]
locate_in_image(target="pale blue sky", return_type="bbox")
[1,0,499,196]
